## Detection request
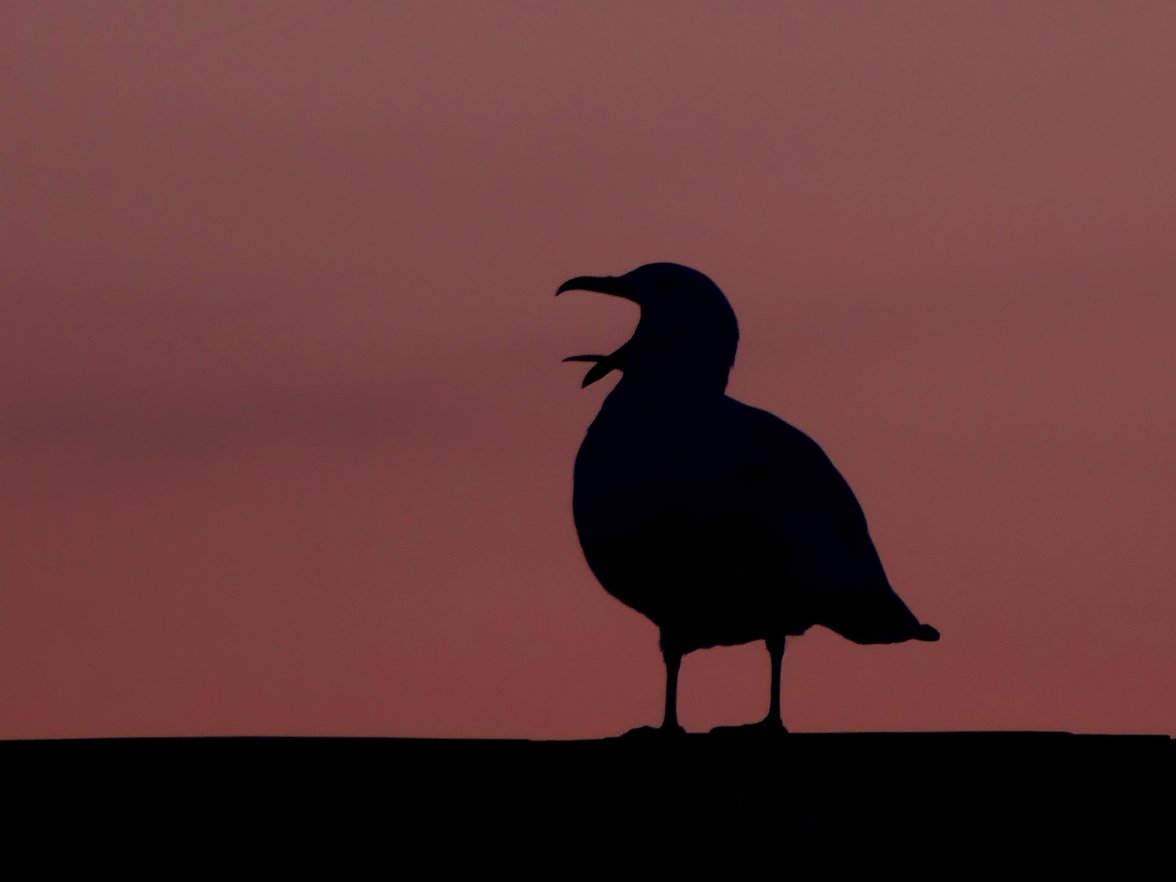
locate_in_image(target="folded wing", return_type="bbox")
[677,398,936,645]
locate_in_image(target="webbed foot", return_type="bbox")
[621,722,687,739]
[709,716,788,737]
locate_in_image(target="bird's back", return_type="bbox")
[573,391,931,650]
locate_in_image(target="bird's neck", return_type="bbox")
[602,373,725,424]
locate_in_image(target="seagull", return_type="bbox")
[558,262,939,735]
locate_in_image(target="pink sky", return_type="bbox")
[2,2,1173,738]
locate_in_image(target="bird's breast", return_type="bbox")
[571,395,746,542]
[572,421,679,541]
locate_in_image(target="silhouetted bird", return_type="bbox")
[558,263,938,735]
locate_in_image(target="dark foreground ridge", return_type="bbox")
[6,732,1172,851]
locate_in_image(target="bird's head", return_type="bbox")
[556,262,739,394]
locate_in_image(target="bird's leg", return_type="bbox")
[661,646,685,735]
[763,635,788,732]
[622,644,687,737]
[620,641,686,737]
[710,636,789,736]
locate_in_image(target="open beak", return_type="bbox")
[556,274,638,387]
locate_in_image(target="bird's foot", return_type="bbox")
[621,722,687,739]
[708,716,789,737]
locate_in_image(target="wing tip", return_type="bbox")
[915,624,941,642]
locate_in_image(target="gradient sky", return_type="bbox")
[2,2,1173,739]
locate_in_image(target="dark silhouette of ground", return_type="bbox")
[4,733,1172,854]
[560,263,938,734]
